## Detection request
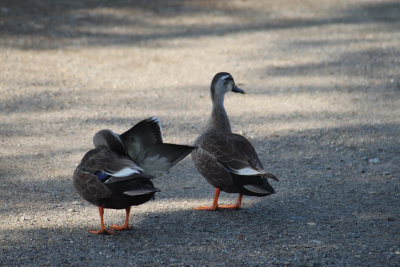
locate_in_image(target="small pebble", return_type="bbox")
[368,158,380,164]
[19,216,31,222]
[310,240,323,245]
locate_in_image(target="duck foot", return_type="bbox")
[193,205,219,211]
[219,194,243,209]
[194,190,244,211]
[193,188,221,211]
[110,207,132,231]
[89,206,115,234]
[218,204,241,210]
[110,224,132,231]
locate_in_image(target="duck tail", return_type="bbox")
[261,172,279,181]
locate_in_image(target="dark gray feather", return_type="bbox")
[123,188,160,196]
[120,117,163,162]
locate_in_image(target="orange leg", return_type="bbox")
[89,207,115,235]
[194,188,221,211]
[219,194,244,210]
[111,207,132,231]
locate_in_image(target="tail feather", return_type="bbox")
[231,173,276,196]
[243,183,275,195]
[261,172,279,181]
[123,187,160,196]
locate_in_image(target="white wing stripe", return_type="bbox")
[106,167,141,177]
[233,167,263,176]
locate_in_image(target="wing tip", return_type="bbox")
[148,116,161,125]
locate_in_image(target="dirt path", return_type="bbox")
[1,0,399,266]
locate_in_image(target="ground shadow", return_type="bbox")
[1,1,399,50]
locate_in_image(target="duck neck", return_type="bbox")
[208,93,232,132]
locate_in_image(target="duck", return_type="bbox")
[191,72,278,210]
[73,117,195,234]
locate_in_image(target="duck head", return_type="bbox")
[93,129,126,155]
[210,72,245,102]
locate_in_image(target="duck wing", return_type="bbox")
[73,147,144,203]
[73,169,112,204]
[138,143,196,177]
[83,147,143,178]
[192,144,236,190]
[120,117,163,162]
[121,117,195,177]
[198,132,278,181]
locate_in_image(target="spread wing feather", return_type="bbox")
[120,117,163,162]
[139,143,195,177]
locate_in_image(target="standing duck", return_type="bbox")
[191,73,278,210]
[74,117,195,234]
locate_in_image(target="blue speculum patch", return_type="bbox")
[96,171,111,182]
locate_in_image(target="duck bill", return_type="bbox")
[232,87,245,94]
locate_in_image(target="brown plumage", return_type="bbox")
[191,73,278,210]
[73,117,195,234]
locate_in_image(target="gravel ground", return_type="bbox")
[1,0,399,266]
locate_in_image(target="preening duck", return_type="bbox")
[191,73,278,210]
[73,117,195,234]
